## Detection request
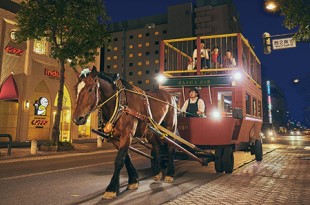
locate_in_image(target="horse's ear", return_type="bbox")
[91,66,99,77]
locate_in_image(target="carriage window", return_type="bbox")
[252,98,257,116]
[217,91,232,115]
[245,93,251,115]
[258,101,262,118]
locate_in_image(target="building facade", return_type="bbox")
[102,0,241,91]
[0,1,100,143]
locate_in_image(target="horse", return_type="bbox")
[72,66,178,199]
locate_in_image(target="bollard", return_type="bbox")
[97,136,102,148]
[31,140,37,155]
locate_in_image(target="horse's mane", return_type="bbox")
[98,72,133,90]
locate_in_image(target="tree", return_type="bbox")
[277,0,310,41]
[16,0,110,145]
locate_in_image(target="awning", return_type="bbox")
[0,74,19,101]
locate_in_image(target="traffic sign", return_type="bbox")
[272,37,296,50]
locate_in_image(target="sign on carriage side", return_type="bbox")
[272,37,296,50]
[162,76,232,87]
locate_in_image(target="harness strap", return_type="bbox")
[123,107,149,122]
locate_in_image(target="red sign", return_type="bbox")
[31,119,48,125]
[5,46,23,55]
[45,68,66,78]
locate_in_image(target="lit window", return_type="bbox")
[138,44,142,48]
[138,52,142,57]
[155,59,159,64]
[107,56,111,60]
[145,79,150,84]
[258,101,262,117]
[138,62,142,66]
[138,71,142,75]
[155,31,159,36]
[113,47,118,51]
[129,81,133,85]
[252,98,257,116]
[129,54,134,58]
[145,61,150,65]
[145,42,150,47]
[113,56,117,60]
[33,39,47,55]
[138,34,142,38]
[113,64,118,69]
[129,45,134,49]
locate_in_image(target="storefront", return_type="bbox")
[0,7,99,143]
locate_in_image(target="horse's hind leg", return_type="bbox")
[125,153,139,190]
[151,142,163,181]
[164,144,175,183]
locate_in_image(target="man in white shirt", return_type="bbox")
[192,43,210,69]
[181,88,206,117]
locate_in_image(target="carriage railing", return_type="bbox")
[160,33,261,87]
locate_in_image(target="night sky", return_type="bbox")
[104,0,309,124]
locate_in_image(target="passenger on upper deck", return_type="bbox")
[192,43,210,69]
[181,87,206,117]
[223,50,236,68]
[211,47,221,69]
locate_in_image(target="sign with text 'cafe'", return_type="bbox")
[161,76,232,87]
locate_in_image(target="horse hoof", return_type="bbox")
[102,192,117,199]
[127,183,139,190]
[164,176,174,183]
[153,172,162,181]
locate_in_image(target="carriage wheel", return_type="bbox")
[214,147,224,173]
[222,146,234,173]
[254,139,263,161]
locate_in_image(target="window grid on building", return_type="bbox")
[33,39,47,55]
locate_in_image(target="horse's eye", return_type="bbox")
[88,88,93,92]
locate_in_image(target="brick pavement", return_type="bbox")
[165,147,310,205]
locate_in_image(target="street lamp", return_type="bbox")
[264,0,280,12]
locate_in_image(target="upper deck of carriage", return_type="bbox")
[159,33,262,90]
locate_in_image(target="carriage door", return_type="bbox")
[217,90,233,116]
[54,86,71,142]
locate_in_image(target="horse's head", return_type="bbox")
[72,66,100,125]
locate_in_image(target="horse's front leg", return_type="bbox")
[103,147,129,199]
[164,143,175,183]
[125,153,139,190]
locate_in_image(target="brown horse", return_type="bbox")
[72,66,178,199]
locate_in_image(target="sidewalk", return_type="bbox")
[164,146,310,205]
[0,142,116,163]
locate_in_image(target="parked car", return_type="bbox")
[290,128,301,135]
[261,123,276,142]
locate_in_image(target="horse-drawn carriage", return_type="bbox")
[72,33,263,199]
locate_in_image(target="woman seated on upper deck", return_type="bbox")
[181,87,206,117]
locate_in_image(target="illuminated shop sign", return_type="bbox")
[5,30,24,56]
[44,68,66,78]
[33,97,49,116]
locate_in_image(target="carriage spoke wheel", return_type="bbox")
[254,139,263,161]
[222,146,234,173]
[214,147,224,173]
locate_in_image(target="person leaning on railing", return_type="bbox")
[192,43,210,69]
[222,50,236,68]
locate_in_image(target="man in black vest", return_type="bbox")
[181,88,205,117]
